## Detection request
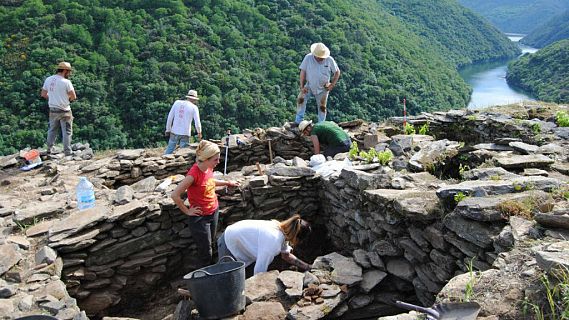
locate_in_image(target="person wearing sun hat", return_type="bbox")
[164,89,203,154]
[298,119,351,157]
[41,61,77,156]
[295,42,341,124]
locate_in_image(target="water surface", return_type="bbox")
[460,35,538,109]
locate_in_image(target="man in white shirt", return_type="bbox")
[295,42,341,124]
[41,61,77,156]
[164,89,203,154]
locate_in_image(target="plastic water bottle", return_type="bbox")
[76,177,95,210]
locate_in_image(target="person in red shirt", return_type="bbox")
[171,140,240,267]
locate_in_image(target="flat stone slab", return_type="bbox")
[509,141,539,154]
[0,244,22,276]
[454,190,550,222]
[245,270,280,302]
[535,241,569,272]
[313,252,362,286]
[495,154,554,169]
[473,143,514,152]
[243,301,287,320]
[444,212,503,248]
[266,166,315,177]
[49,205,109,242]
[278,270,304,298]
[535,210,569,230]
[116,149,145,160]
[436,176,563,201]
[13,201,65,225]
[340,168,393,191]
[552,162,569,175]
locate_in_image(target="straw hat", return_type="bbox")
[186,89,199,100]
[298,120,313,132]
[57,61,72,71]
[310,43,330,59]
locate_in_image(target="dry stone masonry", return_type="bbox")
[0,104,568,319]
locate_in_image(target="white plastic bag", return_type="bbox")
[309,154,326,167]
[312,158,352,178]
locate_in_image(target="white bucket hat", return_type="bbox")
[298,120,313,132]
[186,89,199,100]
[310,43,330,59]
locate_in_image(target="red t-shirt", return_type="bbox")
[186,164,218,215]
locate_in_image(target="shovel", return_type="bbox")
[395,300,481,320]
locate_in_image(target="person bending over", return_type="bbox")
[299,120,351,158]
[217,214,312,275]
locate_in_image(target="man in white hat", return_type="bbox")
[41,61,77,156]
[295,42,341,124]
[164,89,203,154]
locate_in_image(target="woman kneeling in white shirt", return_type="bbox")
[217,214,312,275]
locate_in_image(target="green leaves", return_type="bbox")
[0,0,515,155]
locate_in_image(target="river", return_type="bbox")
[459,34,539,109]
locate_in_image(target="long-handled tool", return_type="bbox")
[403,97,407,128]
[395,300,481,320]
[223,129,231,176]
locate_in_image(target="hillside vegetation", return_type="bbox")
[0,0,516,155]
[521,10,569,48]
[458,0,569,33]
[507,39,569,103]
[379,0,520,67]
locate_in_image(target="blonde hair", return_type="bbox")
[196,140,220,162]
[278,214,312,246]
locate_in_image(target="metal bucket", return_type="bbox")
[183,256,246,319]
[15,316,58,320]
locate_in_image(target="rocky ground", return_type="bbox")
[0,102,568,320]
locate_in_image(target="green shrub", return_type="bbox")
[454,192,469,203]
[377,149,393,166]
[404,123,416,135]
[418,122,430,135]
[349,142,359,160]
[556,111,569,127]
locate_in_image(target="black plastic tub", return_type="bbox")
[183,256,246,319]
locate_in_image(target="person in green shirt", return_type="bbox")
[298,120,351,157]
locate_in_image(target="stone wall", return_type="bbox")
[318,164,564,316]
[389,109,547,145]
[54,165,321,316]
[81,126,313,188]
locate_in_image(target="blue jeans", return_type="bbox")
[164,133,189,155]
[295,90,328,123]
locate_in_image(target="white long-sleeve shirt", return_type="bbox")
[165,100,202,136]
[224,220,292,275]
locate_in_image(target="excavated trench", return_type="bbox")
[58,154,460,320]
[105,223,336,320]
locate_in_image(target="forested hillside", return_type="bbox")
[520,10,569,48]
[0,0,515,155]
[379,0,520,67]
[458,0,569,33]
[507,39,569,103]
